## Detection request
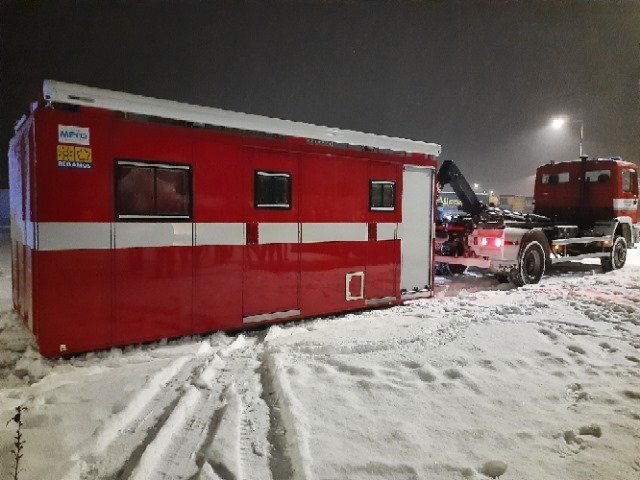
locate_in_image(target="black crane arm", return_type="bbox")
[437,160,486,217]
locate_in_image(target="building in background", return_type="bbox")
[438,191,533,218]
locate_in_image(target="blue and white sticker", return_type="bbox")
[58,125,90,145]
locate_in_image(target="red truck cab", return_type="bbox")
[534,157,638,226]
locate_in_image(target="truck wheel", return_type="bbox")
[509,240,545,287]
[601,236,627,272]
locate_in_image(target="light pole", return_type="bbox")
[550,116,584,157]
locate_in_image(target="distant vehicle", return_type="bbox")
[435,157,639,285]
[9,80,440,357]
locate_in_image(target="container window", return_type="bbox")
[541,172,569,184]
[370,180,396,211]
[585,169,611,183]
[622,169,638,194]
[255,171,291,208]
[116,161,191,220]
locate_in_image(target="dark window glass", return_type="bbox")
[622,169,637,194]
[156,169,190,215]
[370,180,395,210]
[255,171,291,208]
[117,166,155,216]
[116,161,191,219]
[585,169,611,183]
[542,172,570,184]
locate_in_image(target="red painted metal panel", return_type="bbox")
[243,149,300,317]
[34,109,114,222]
[299,154,368,223]
[192,137,249,223]
[111,117,193,165]
[244,244,301,317]
[368,162,402,223]
[113,247,192,344]
[365,240,399,301]
[34,250,112,357]
[193,245,244,333]
[299,242,367,316]
[246,223,259,244]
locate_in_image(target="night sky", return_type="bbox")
[1,1,639,193]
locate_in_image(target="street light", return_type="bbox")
[550,116,584,157]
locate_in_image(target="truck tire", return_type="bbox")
[509,240,545,287]
[601,236,627,272]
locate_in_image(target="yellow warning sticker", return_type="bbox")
[57,144,93,169]
[74,146,92,163]
[57,145,75,161]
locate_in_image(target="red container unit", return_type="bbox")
[9,81,440,357]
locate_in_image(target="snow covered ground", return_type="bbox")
[1,234,639,480]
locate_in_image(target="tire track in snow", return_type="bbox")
[261,348,314,480]
[129,385,203,479]
[199,336,272,480]
[135,350,232,480]
[259,353,295,480]
[70,341,217,479]
[93,355,192,453]
[112,335,272,480]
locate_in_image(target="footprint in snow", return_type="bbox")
[401,360,421,370]
[565,383,590,405]
[478,359,497,371]
[443,368,463,380]
[622,390,640,401]
[416,368,437,383]
[578,424,602,437]
[479,460,508,478]
[567,345,586,355]
[599,342,618,353]
[539,328,559,341]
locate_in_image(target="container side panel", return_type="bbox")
[300,242,367,316]
[365,240,399,301]
[365,161,402,301]
[111,117,194,344]
[112,118,192,165]
[113,246,192,344]
[242,149,300,319]
[193,245,244,332]
[243,243,300,318]
[34,250,112,357]
[192,138,248,223]
[299,154,369,223]
[34,109,114,222]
